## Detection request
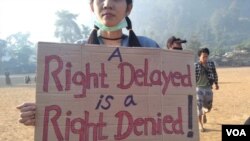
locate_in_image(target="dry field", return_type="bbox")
[0,67,250,141]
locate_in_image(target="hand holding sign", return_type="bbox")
[16,102,36,126]
[35,42,199,141]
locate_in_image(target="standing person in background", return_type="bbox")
[17,0,159,126]
[166,36,187,50]
[195,48,219,132]
[25,75,31,84]
[5,71,12,86]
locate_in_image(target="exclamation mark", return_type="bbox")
[187,95,194,138]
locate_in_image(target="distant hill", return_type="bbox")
[131,0,250,51]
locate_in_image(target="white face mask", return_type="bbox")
[94,19,128,32]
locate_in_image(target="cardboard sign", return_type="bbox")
[35,42,199,141]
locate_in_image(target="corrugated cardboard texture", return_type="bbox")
[35,42,199,141]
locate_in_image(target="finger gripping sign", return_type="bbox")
[35,42,199,141]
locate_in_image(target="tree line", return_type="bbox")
[0,10,90,75]
[1,0,250,74]
[132,0,250,65]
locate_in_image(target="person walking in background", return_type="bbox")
[195,48,219,132]
[166,36,187,50]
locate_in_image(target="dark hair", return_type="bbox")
[88,0,141,47]
[198,48,210,57]
[87,25,100,45]
[125,16,141,47]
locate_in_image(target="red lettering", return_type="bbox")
[181,65,192,87]
[43,55,63,92]
[100,63,109,88]
[43,105,63,141]
[42,106,108,141]
[144,117,157,135]
[65,62,72,91]
[135,69,144,86]
[65,111,72,141]
[143,59,152,86]
[97,113,108,140]
[150,70,162,85]
[172,107,184,134]
[86,63,98,89]
[156,113,162,135]
[42,55,109,98]
[133,118,144,136]
[163,115,174,134]
[72,71,87,98]
[171,72,181,86]
[117,62,135,89]
[161,71,171,95]
[114,111,133,140]
[71,118,85,141]
[114,108,184,140]
[117,59,192,95]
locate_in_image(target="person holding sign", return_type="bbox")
[195,48,219,132]
[17,0,159,126]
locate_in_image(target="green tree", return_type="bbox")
[0,39,7,74]
[0,39,6,57]
[234,39,250,51]
[5,32,36,73]
[186,36,202,61]
[55,10,82,43]
[210,0,250,47]
[131,0,250,50]
[81,24,91,39]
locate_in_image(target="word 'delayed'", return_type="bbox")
[43,55,192,98]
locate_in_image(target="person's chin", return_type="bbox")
[103,21,117,27]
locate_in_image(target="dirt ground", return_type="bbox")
[0,67,250,141]
[199,67,250,141]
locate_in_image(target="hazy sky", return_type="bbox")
[0,0,93,42]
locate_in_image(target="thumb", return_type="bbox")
[16,103,35,109]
